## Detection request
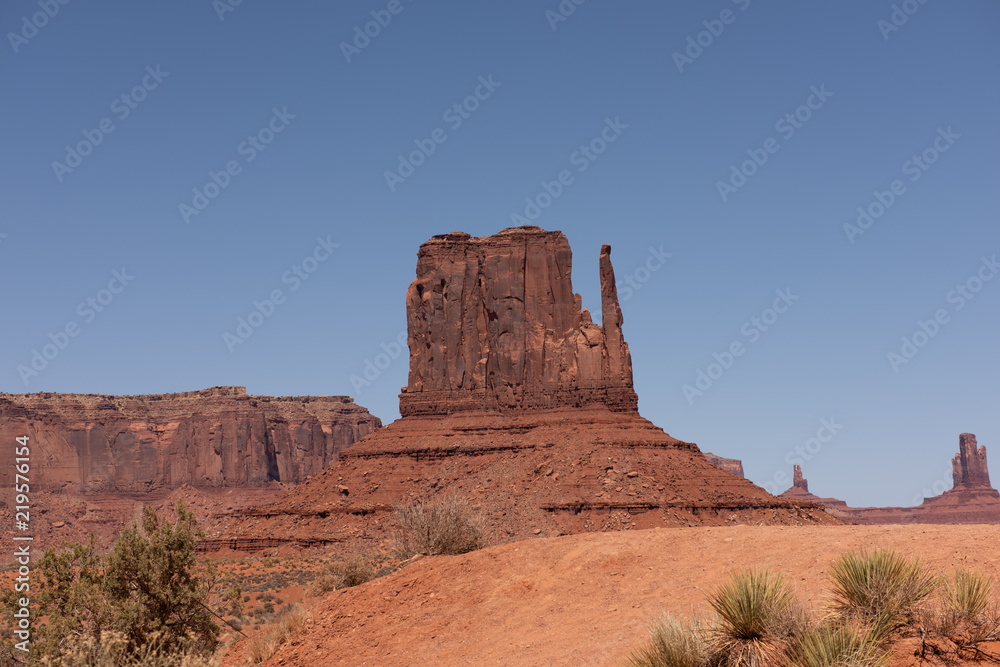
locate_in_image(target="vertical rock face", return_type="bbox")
[214,226,836,552]
[703,452,745,478]
[0,387,381,492]
[953,433,991,488]
[399,226,637,416]
[792,464,809,492]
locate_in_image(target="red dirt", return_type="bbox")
[235,524,1000,666]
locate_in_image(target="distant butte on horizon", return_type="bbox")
[776,432,1000,524]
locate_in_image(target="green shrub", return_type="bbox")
[392,495,486,558]
[627,614,706,667]
[1,503,235,664]
[829,549,938,640]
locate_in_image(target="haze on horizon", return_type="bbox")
[2,1,997,508]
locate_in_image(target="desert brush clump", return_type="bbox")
[35,630,218,667]
[828,548,938,639]
[787,623,889,667]
[704,568,804,667]
[921,568,1000,649]
[0,503,239,665]
[943,568,993,623]
[308,554,377,595]
[391,494,487,558]
[244,604,308,665]
[626,613,706,667]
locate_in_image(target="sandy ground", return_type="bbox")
[238,524,1000,666]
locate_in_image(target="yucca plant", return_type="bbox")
[829,549,938,640]
[626,613,706,667]
[788,623,889,667]
[705,569,801,667]
[943,569,992,623]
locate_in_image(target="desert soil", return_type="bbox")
[235,524,1000,666]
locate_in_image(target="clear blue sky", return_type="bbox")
[3,1,997,507]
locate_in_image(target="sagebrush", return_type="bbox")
[392,495,486,558]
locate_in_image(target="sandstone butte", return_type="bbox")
[0,386,380,550]
[779,432,1000,524]
[213,226,833,552]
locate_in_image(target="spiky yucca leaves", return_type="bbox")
[626,614,706,667]
[705,569,802,667]
[829,549,938,640]
[943,569,993,623]
[788,623,889,667]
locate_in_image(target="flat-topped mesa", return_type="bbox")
[0,389,381,492]
[952,433,992,488]
[399,226,638,416]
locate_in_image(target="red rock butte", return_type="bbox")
[780,433,1000,524]
[215,227,831,552]
[399,227,637,415]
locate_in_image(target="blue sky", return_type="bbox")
[2,1,997,507]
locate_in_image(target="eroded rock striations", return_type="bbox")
[400,228,637,416]
[212,227,832,551]
[953,433,992,489]
[0,387,381,492]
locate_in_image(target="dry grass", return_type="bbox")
[392,494,487,558]
[788,623,889,667]
[244,604,308,665]
[38,630,217,667]
[308,554,376,596]
[626,614,706,667]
